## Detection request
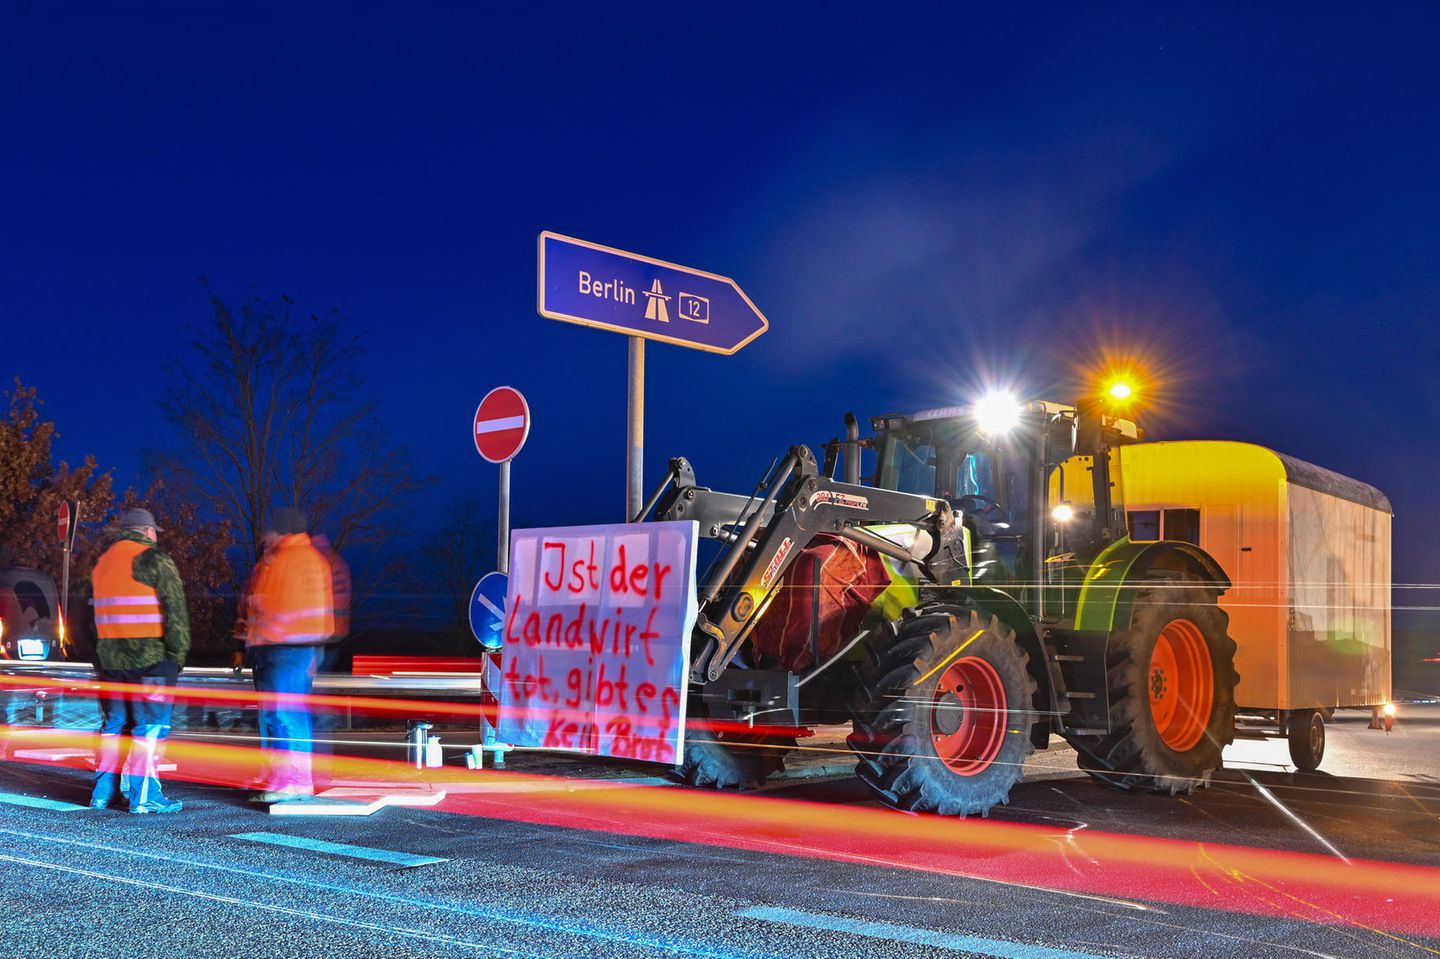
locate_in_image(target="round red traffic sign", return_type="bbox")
[57,501,70,543]
[473,386,530,464]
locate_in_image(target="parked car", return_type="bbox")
[0,567,64,661]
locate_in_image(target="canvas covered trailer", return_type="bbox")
[1105,440,1392,713]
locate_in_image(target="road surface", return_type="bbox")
[0,703,1436,958]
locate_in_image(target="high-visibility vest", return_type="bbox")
[92,540,164,640]
[246,535,334,647]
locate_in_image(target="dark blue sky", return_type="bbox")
[3,6,1437,617]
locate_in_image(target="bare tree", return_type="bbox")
[157,285,428,607]
[417,492,495,641]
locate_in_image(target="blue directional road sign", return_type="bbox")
[468,571,508,650]
[538,232,769,355]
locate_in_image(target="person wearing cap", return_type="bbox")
[242,507,335,803]
[88,507,190,814]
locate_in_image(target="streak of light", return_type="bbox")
[829,885,1159,914]
[1244,774,1351,864]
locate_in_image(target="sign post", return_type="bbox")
[468,569,511,767]
[473,386,531,574]
[57,499,78,652]
[537,232,769,519]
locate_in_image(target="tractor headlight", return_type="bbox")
[1051,503,1075,523]
[973,391,1022,436]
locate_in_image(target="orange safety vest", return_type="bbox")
[246,534,335,647]
[92,540,164,640]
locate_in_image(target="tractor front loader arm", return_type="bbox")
[644,445,967,684]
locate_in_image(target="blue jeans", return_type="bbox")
[251,645,321,792]
[93,662,177,808]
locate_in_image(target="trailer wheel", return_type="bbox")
[1069,576,1238,794]
[1287,709,1325,772]
[676,718,793,791]
[848,606,1037,817]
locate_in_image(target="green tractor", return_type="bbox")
[640,389,1238,815]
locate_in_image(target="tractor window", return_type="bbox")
[955,452,994,499]
[879,435,937,496]
[1164,508,1201,546]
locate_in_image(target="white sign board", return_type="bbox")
[497,520,698,764]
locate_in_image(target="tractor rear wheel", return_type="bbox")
[1068,576,1238,793]
[849,606,1037,817]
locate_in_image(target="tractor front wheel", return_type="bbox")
[676,714,793,791]
[849,606,1037,817]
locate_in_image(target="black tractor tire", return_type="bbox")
[676,720,794,791]
[848,605,1037,817]
[1287,709,1325,772]
[1068,576,1238,794]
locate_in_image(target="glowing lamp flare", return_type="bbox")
[972,391,1022,435]
[1105,379,1135,402]
[1051,503,1075,523]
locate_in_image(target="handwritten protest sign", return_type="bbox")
[497,520,698,764]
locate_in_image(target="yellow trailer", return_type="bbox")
[1110,441,1392,716]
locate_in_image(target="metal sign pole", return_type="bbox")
[627,336,644,520]
[60,502,78,649]
[497,459,511,575]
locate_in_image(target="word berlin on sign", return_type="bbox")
[537,232,768,355]
[497,520,698,764]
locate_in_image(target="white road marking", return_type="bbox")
[0,791,87,812]
[0,827,743,958]
[0,851,538,956]
[231,831,447,866]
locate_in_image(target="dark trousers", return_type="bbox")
[93,661,178,807]
[251,645,322,792]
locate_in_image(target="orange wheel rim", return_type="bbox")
[1147,618,1213,752]
[931,656,1007,776]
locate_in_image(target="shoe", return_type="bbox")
[131,796,183,814]
[88,797,112,810]
[253,789,313,804]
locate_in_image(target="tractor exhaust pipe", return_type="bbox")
[842,412,861,486]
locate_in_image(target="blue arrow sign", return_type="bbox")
[537,232,768,355]
[468,571,508,650]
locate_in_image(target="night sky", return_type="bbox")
[3,6,1437,623]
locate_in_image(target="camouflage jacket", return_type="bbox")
[93,530,191,671]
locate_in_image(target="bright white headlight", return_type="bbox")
[973,391,1022,435]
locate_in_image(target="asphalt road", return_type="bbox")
[0,705,1437,959]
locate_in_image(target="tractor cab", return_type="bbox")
[864,397,1143,610]
[869,406,1032,586]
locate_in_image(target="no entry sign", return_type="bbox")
[57,501,70,543]
[473,386,530,464]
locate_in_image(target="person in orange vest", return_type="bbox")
[243,507,335,803]
[89,508,189,813]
